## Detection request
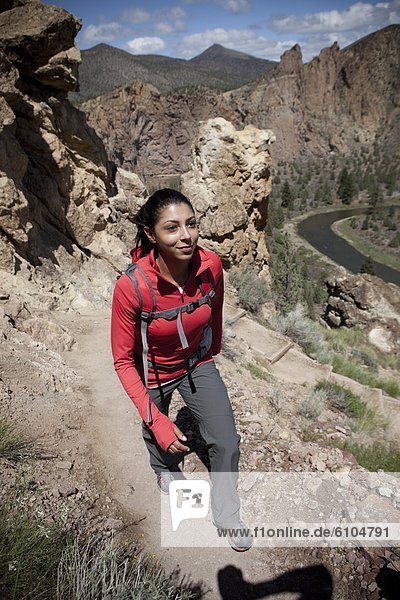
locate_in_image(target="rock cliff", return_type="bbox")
[82,25,400,172]
[229,25,400,159]
[182,118,274,275]
[0,0,137,315]
[0,0,274,326]
[82,82,234,175]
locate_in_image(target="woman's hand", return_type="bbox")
[168,424,190,453]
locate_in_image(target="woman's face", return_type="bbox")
[145,202,199,263]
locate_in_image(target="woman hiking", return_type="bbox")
[111,188,252,551]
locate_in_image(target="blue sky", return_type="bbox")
[44,0,400,61]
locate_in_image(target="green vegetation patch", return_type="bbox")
[0,506,65,600]
[0,419,32,463]
[247,362,270,381]
[315,380,383,433]
[341,439,400,472]
[330,353,400,398]
[57,536,196,600]
[0,509,197,600]
[324,327,400,372]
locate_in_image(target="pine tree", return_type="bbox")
[269,232,303,313]
[360,255,375,275]
[337,167,355,204]
[281,180,293,208]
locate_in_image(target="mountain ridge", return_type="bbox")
[72,42,277,103]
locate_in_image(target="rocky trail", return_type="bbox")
[36,306,396,600]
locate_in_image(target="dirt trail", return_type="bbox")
[56,309,364,600]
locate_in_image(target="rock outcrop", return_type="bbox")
[182,118,275,275]
[0,0,137,315]
[323,273,400,354]
[82,81,235,175]
[228,25,400,159]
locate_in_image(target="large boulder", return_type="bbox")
[182,118,275,276]
[323,273,400,353]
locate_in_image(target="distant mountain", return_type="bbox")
[71,43,277,103]
[81,25,400,174]
[189,43,276,81]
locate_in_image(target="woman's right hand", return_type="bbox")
[168,424,190,453]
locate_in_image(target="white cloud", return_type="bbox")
[218,0,251,14]
[82,22,124,44]
[176,27,295,60]
[126,36,166,54]
[120,8,151,24]
[155,22,175,35]
[270,1,399,34]
[167,7,187,19]
[155,19,186,35]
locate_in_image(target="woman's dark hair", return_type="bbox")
[133,188,195,257]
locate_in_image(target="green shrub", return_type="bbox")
[0,419,34,462]
[57,536,196,600]
[0,506,65,600]
[0,508,197,600]
[341,440,400,471]
[228,266,270,313]
[351,348,379,371]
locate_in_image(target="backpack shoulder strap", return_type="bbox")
[125,263,157,314]
[125,262,157,423]
[197,268,216,304]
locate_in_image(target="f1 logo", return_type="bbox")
[169,480,210,531]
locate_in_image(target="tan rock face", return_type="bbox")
[0,0,134,312]
[182,118,274,275]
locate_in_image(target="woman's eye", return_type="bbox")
[188,222,198,228]
[167,226,177,231]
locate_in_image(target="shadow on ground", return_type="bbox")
[218,565,333,599]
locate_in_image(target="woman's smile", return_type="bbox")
[146,203,199,263]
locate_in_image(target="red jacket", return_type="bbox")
[111,245,223,451]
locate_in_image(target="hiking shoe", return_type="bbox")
[156,470,186,495]
[219,520,254,552]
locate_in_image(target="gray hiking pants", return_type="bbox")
[142,360,241,528]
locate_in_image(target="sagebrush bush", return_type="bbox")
[269,386,281,412]
[228,266,270,313]
[270,303,327,359]
[57,535,196,600]
[299,389,326,419]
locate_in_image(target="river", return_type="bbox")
[297,207,400,286]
